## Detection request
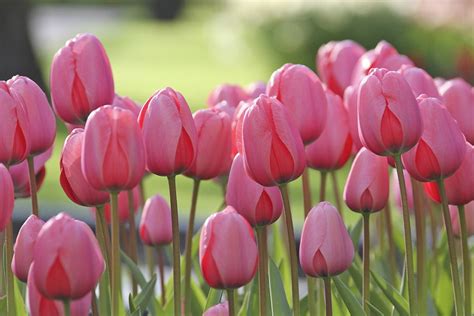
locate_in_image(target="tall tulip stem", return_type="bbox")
[256,226,268,316]
[383,203,398,285]
[95,206,111,312]
[362,213,370,314]
[393,155,416,315]
[63,300,71,316]
[458,205,471,316]
[27,156,39,216]
[323,277,332,316]
[330,171,343,218]
[167,175,181,316]
[6,221,16,316]
[157,246,166,306]
[127,190,138,296]
[318,171,327,316]
[227,289,236,316]
[412,179,426,315]
[110,192,121,316]
[184,178,201,315]
[279,184,300,316]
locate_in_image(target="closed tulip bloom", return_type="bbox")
[391,169,415,213]
[203,301,229,316]
[82,105,146,191]
[399,66,441,99]
[358,68,422,156]
[246,81,266,100]
[267,63,327,144]
[402,96,467,182]
[50,33,114,124]
[199,206,258,289]
[101,186,141,224]
[60,129,110,207]
[185,109,232,179]
[231,101,251,156]
[450,201,474,238]
[242,94,306,186]
[306,90,352,171]
[344,148,389,213]
[226,154,283,226]
[207,84,248,108]
[112,94,141,118]
[423,142,474,205]
[64,122,84,134]
[139,194,173,246]
[32,213,104,300]
[299,202,354,277]
[214,100,236,119]
[317,40,366,96]
[138,87,197,176]
[344,85,363,151]
[0,81,30,165]
[0,164,14,231]
[439,78,474,144]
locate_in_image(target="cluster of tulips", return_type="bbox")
[0,32,473,316]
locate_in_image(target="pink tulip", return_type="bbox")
[306,89,352,171]
[402,96,467,182]
[439,78,474,145]
[344,148,389,212]
[64,122,84,134]
[214,100,236,119]
[358,68,422,156]
[199,206,258,289]
[50,33,114,124]
[226,154,283,226]
[231,101,251,157]
[32,213,104,300]
[450,201,474,237]
[317,40,366,96]
[207,84,248,108]
[100,186,141,224]
[391,169,414,213]
[82,105,146,192]
[399,66,441,99]
[138,87,197,176]
[139,194,173,246]
[60,129,110,206]
[27,264,91,316]
[246,81,266,100]
[112,94,141,118]
[12,215,45,282]
[0,164,14,231]
[203,301,229,316]
[344,85,363,151]
[184,109,232,180]
[267,63,327,144]
[299,202,354,277]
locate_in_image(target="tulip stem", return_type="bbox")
[157,246,166,306]
[279,184,300,316]
[27,156,39,216]
[319,171,327,202]
[184,178,201,315]
[146,246,155,279]
[63,300,71,316]
[458,205,471,316]
[412,178,426,315]
[110,192,121,316]
[330,171,343,219]
[437,179,464,316]
[256,226,268,316]
[95,206,111,313]
[91,292,99,316]
[323,277,332,316]
[227,289,236,316]
[362,213,370,314]
[383,203,398,286]
[167,175,182,316]
[127,190,138,296]
[318,171,327,316]
[6,221,16,316]
[393,155,416,316]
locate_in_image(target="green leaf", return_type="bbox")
[14,279,27,316]
[371,271,409,316]
[368,301,385,316]
[133,275,157,312]
[129,293,137,313]
[190,278,206,315]
[350,217,363,250]
[0,296,6,315]
[271,223,292,303]
[205,288,223,311]
[268,258,292,316]
[333,276,366,316]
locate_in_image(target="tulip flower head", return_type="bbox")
[0,164,14,231]
[246,81,266,100]
[139,194,173,246]
[203,301,229,316]
[449,201,474,238]
[344,85,363,151]
[112,94,141,118]
[231,101,251,157]
[207,84,248,108]
[399,66,441,99]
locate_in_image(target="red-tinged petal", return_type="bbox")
[415,139,440,180]
[45,257,71,299]
[424,182,441,203]
[71,69,90,119]
[175,128,195,174]
[380,106,403,153]
[312,250,328,277]
[255,190,273,225]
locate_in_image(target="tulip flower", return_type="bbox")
[50,33,114,124]
[391,169,415,213]
[112,94,141,118]
[267,63,327,144]
[306,90,352,171]
[139,194,173,246]
[82,105,146,192]
[32,213,104,300]
[100,186,141,224]
[344,85,363,151]
[245,81,266,100]
[214,100,236,119]
[0,164,14,231]
[231,101,251,157]
[450,201,474,238]
[203,301,229,316]
[207,84,248,108]
[317,40,366,96]
[64,122,85,133]
[11,215,45,282]
[399,66,441,99]
[439,78,474,145]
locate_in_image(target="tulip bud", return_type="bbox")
[358,68,422,156]
[317,40,366,96]
[214,100,235,119]
[439,78,474,145]
[245,81,266,100]
[231,101,251,157]
[82,105,146,192]
[32,213,104,300]
[306,90,352,171]
[50,33,114,124]
[299,202,354,277]
[449,201,474,238]
[0,164,14,231]
[226,154,283,226]
[267,63,327,144]
[203,301,229,316]
[64,122,84,134]
[199,206,258,289]
[391,169,415,213]
[139,194,173,246]
[185,109,232,180]
[343,85,363,151]
[344,148,389,213]
[207,84,248,108]
[242,95,306,186]
[112,94,141,118]
[138,87,197,176]
[402,96,467,182]
[100,186,141,224]
[399,66,441,99]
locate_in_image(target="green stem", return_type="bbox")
[127,190,138,296]
[110,192,121,316]
[91,292,99,316]
[319,171,327,202]
[6,221,16,316]
[227,289,236,316]
[63,300,71,316]
[279,184,300,316]
[330,171,343,219]
[146,246,155,279]
[363,213,370,315]
[384,203,398,286]
[157,246,166,306]
[323,277,333,316]
[393,155,417,316]
[27,156,39,216]
[318,171,327,316]
[458,205,471,316]
[95,206,111,313]
[167,175,182,316]
[184,178,201,315]
[256,226,268,316]
[412,178,426,315]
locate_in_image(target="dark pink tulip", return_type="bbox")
[344,148,389,213]
[50,33,114,124]
[306,90,352,171]
[439,78,474,145]
[207,84,248,108]
[450,201,474,237]
[391,169,415,213]
[344,85,363,151]
[358,68,422,156]
[317,40,366,96]
[0,81,30,166]
[138,87,197,176]
[27,264,91,316]
[203,301,229,316]
[139,194,172,246]
[199,206,258,289]
[101,186,141,224]
[231,101,251,157]
[402,96,467,182]
[399,66,441,99]
[0,164,14,231]
[82,105,146,191]
[242,94,306,186]
[112,94,141,118]
[60,129,110,206]
[226,154,283,226]
[185,109,232,180]
[299,202,354,277]
[245,81,266,100]
[32,213,104,300]
[267,63,327,144]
